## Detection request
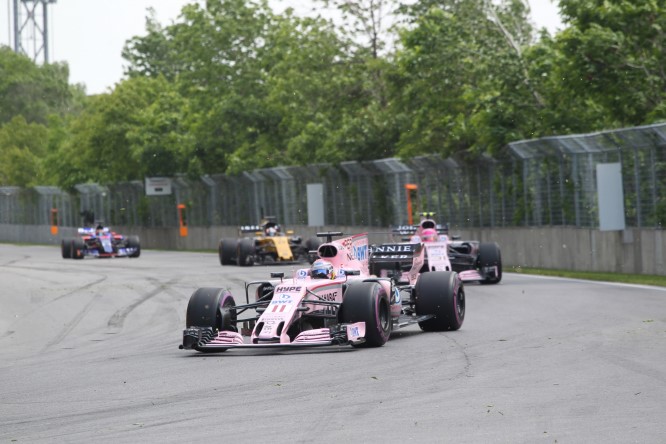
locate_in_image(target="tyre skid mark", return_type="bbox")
[1,276,108,340]
[0,255,31,266]
[107,278,179,330]
[445,334,473,379]
[42,291,104,352]
[50,276,109,304]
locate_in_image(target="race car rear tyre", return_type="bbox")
[478,242,502,284]
[219,238,237,265]
[126,235,141,258]
[339,281,392,347]
[186,287,237,331]
[415,271,464,331]
[236,238,255,267]
[71,238,85,260]
[305,237,322,263]
[61,238,72,259]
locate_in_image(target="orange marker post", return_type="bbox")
[177,204,188,237]
[50,208,59,236]
[405,184,418,225]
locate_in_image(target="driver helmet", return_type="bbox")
[266,226,277,236]
[311,259,335,279]
[421,228,438,242]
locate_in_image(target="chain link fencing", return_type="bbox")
[2,123,666,230]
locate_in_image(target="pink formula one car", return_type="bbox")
[181,232,465,353]
[373,213,501,285]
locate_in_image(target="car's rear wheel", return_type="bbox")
[305,237,322,263]
[339,281,392,347]
[478,242,502,284]
[219,238,237,265]
[415,271,464,331]
[71,238,85,260]
[126,235,141,258]
[236,238,255,267]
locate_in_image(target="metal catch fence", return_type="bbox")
[2,123,666,230]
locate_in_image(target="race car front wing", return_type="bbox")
[180,322,366,352]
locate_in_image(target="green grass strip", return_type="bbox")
[509,266,666,288]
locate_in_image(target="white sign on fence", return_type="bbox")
[307,183,325,226]
[597,163,625,231]
[145,177,172,196]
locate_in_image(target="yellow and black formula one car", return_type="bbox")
[218,217,321,266]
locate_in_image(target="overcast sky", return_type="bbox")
[1,0,563,95]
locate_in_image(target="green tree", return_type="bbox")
[52,77,167,189]
[392,0,541,158]
[555,0,666,125]
[0,116,49,186]
[0,46,73,125]
[126,78,197,177]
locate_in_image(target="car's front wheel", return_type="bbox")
[219,238,237,265]
[61,238,72,259]
[339,281,392,347]
[126,235,141,258]
[185,287,237,353]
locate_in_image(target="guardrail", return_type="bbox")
[1,224,662,276]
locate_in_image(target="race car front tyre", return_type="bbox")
[61,238,72,259]
[415,271,465,331]
[339,282,391,347]
[478,242,502,284]
[71,238,85,260]
[236,238,255,267]
[186,288,237,338]
[219,238,237,265]
[126,235,141,258]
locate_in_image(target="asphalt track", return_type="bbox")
[1,244,665,443]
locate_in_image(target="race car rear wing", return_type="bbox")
[239,225,262,233]
[391,225,417,236]
[369,243,422,279]
[370,243,422,265]
[391,224,449,241]
[371,243,420,258]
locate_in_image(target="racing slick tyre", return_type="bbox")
[185,288,237,353]
[126,235,141,258]
[61,238,72,259]
[305,237,322,264]
[339,281,392,347]
[236,238,255,267]
[71,238,85,260]
[414,271,465,331]
[219,238,237,265]
[478,242,502,284]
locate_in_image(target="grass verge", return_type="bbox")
[509,266,666,288]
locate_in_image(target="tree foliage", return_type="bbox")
[556,0,666,124]
[2,0,666,187]
[392,0,542,157]
[0,46,76,125]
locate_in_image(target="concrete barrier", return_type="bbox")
[1,224,662,276]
